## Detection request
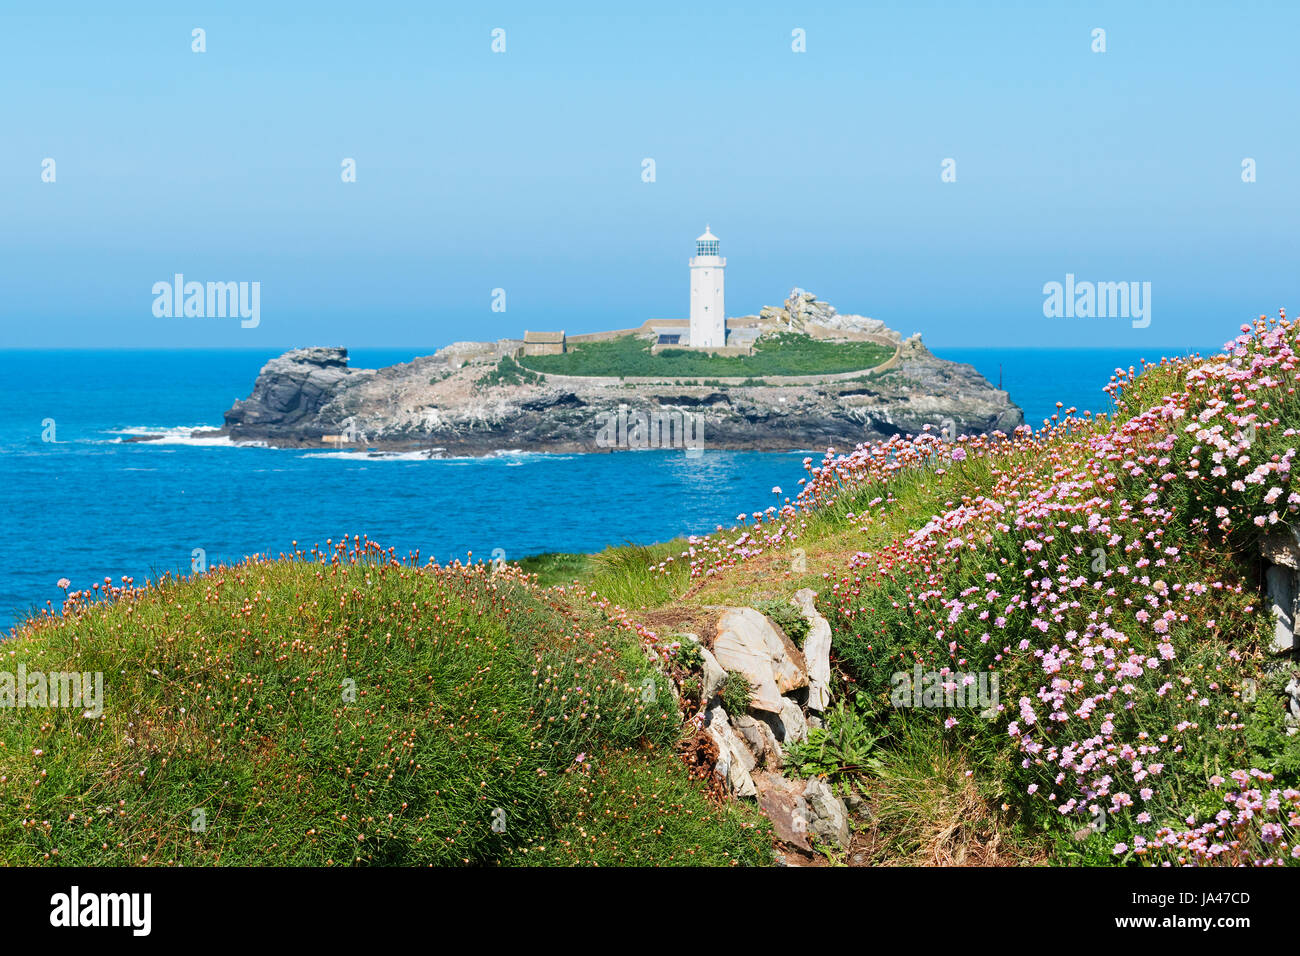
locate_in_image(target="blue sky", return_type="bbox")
[2,1,1296,349]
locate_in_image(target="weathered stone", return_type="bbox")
[753,772,812,852]
[767,288,902,344]
[792,588,832,712]
[1286,673,1300,736]
[223,347,363,434]
[698,645,728,702]
[803,776,851,850]
[1265,564,1297,653]
[761,697,809,745]
[732,712,784,770]
[1261,527,1300,570]
[712,607,808,713]
[681,634,728,702]
[704,705,757,798]
[844,787,872,822]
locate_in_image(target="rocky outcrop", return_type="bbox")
[732,713,783,770]
[802,776,852,850]
[677,591,858,857]
[1258,528,1300,735]
[753,773,812,851]
[223,347,367,434]
[691,637,729,702]
[712,607,808,713]
[1261,527,1300,654]
[792,588,832,712]
[704,704,758,798]
[751,772,854,855]
[758,288,901,344]
[762,697,809,745]
[205,294,1023,454]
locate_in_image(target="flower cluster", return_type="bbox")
[672,312,1300,864]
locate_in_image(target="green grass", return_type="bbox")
[515,551,593,586]
[475,355,542,390]
[516,543,693,608]
[0,554,770,866]
[754,599,809,647]
[517,332,892,379]
[720,671,752,714]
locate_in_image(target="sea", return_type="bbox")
[0,346,1204,631]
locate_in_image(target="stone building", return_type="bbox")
[522,330,566,356]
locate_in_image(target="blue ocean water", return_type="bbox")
[0,346,1199,631]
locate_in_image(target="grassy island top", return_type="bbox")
[517,332,894,378]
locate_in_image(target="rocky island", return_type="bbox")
[206,290,1024,455]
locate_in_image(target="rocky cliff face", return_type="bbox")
[222,347,364,432]
[213,293,1023,455]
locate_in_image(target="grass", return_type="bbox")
[517,332,893,379]
[754,599,809,647]
[516,542,691,608]
[515,551,593,586]
[0,546,770,866]
[475,355,542,390]
[720,671,752,714]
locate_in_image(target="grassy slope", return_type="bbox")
[517,332,893,378]
[0,549,769,865]
[528,316,1300,865]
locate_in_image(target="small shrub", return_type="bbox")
[475,355,542,390]
[679,675,702,702]
[673,639,704,672]
[721,671,752,714]
[786,700,883,782]
[755,600,810,648]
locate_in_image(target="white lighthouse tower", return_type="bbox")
[689,225,725,348]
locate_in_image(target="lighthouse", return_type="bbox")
[689,226,725,347]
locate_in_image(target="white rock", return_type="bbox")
[705,705,757,798]
[792,588,833,712]
[698,644,729,702]
[803,776,851,850]
[1266,565,1297,653]
[712,607,808,713]
[680,634,728,701]
[762,697,809,745]
[1261,527,1300,570]
[732,712,784,769]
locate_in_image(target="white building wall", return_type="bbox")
[689,255,726,347]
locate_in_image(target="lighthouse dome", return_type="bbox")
[695,225,719,257]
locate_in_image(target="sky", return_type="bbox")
[1,1,1296,350]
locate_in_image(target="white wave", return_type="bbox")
[298,447,568,463]
[104,425,257,448]
[299,449,433,461]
